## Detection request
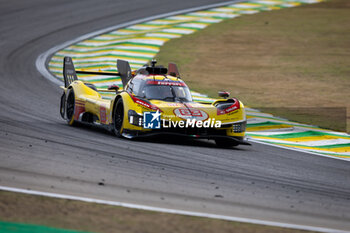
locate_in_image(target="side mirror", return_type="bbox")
[108,84,119,93]
[168,63,180,77]
[218,91,230,99]
[169,72,177,77]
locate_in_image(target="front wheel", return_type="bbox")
[215,137,239,148]
[113,98,124,137]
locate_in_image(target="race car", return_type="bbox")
[59,56,249,147]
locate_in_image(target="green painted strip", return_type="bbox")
[259,140,350,149]
[309,143,350,149]
[248,130,350,139]
[247,114,321,128]
[0,221,91,233]
[172,26,201,30]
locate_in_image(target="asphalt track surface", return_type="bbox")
[0,0,349,231]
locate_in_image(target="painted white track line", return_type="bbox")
[33,1,348,233]
[0,185,348,233]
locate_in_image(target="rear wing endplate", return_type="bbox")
[63,57,78,87]
[117,59,132,87]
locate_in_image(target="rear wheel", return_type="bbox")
[215,138,239,148]
[66,89,75,125]
[59,92,66,119]
[113,98,124,137]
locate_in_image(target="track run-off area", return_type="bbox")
[1,0,349,232]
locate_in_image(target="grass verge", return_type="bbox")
[156,0,350,132]
[0,190,316,233]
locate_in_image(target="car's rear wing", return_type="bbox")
[62,56,132,88]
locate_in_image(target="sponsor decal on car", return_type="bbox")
[74,100,85,120]
[129,94,161,111]
[146,80,186,86]
[100,105,107,123]
[174,108,209,121]
[166,103,182,107]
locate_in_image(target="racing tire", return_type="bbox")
[215,137,239,148]
[113,98,124,137]
[60,92,66,119]
[66,88,76,126]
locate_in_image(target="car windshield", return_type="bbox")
[143,85,192,102]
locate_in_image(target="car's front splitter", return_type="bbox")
[122,130,251,146]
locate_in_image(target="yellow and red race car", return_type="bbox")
[59,57,249,147]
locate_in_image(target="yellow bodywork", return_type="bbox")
[61,75,246,138]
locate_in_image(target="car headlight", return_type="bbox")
[232,121,246,133]
[128,110,143,126]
